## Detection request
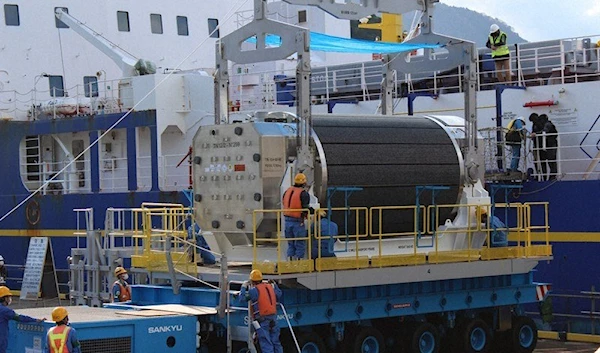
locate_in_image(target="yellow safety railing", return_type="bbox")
[314,207,369,272]
[522,202,552,257]
[370,205,428,267]
[252,201,552,275]
[131,203,198,275]
[424,203,485,264]
[252,207,369,274]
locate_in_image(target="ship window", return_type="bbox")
[177,16,188,36]
[4,4,19,26]
[208,18,219,38]
[48,75,65,97]
[83,76,98,97]
[150,13,163,34]
[55,7,69,28]
[298,10,307,23]
[117,11,130,32]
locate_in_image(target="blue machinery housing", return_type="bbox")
[9,270,548,352]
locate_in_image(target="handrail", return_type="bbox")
[251,201,550,275]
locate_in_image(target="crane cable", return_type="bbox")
[0,0,251,224]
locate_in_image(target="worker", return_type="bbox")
[0,255,7,286]
[187,223,216,265]
[486,24,510,83]
[505,117,527,172]
[282,173,312,260]
[0,286,45,353]
[480,209,508,247]
[44,307,81,353]
[531,114,558,180]
[111,267,131,303]
[311,210,337,259]
[240,270,283,353]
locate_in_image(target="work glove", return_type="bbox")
[241,281,249,290]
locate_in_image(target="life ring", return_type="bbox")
[26,200,41,226]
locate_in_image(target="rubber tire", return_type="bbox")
[511,316,537,353]
[461,318,492,353]
[232,341,251,353]
[298,331,327,353]
[410,322,440,353]
[352,326,385,353]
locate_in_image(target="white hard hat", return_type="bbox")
[0,255,3,261]
[490,24,500,34]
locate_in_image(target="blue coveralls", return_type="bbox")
[43,325,82,353]
[0,305,38,353]
[239,283,283,353]
[311,218,338,259]
[187,224,216,264]
[284,217,307,259]
[489,215,508,247]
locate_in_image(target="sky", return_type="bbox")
[441,0,600,42]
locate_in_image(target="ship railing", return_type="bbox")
[158,153,193,191]
[136,155,153,191]
[18,157,92,195]
[480,127,600,181]
[525,286,600,337]
[251,202,551,275]
[99,155,129,192]
[228,34,600,112]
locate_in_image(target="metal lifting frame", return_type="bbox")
[215,0,314,175]
[378,2,480,184]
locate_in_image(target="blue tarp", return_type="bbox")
[247,32,440,54]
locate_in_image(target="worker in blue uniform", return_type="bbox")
[0,286,45,353]
[44,307,81,353]
[187,223,216,265]
[282,173,312,260]
[311,210,337,259]
[480,209,508,247]
[239,270,283,353]
[505,117,527,172]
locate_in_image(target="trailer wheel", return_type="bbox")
[410,322,440,353]
[231,341,251,353]
[352,326,384,353]
[461,318,491,353]
[298,331,327,353]
[511,316,537,353]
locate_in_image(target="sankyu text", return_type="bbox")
[148,325,184,334]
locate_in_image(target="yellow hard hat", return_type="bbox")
[249,269,263,282]
[114,267,127,277]
[0,286,11,298]
[294,173,307,185]
[52,307,68,322]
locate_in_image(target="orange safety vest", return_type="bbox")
[48,325,71,353]
[283,186,304,218]
[255,283,277,316]
[113,280,131,302]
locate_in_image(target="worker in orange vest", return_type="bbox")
[44,307,80,353]
[240,270,283,353]
[111,267,131,302]
[282,173,312,259]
